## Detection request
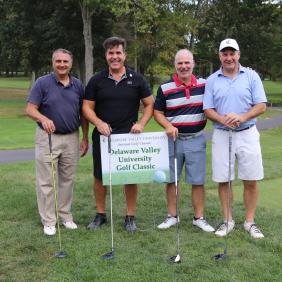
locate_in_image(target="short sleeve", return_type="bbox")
[84,76,96,101]
[27,77,44,105]
[203,77,215,110]
[154,86,166,112]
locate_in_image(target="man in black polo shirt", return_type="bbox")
[26,49,89,236]
[83,36,154,232]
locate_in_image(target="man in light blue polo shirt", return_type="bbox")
[203,39,267,239]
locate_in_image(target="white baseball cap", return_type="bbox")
[219,38,240,52]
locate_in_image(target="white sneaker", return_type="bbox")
[244,222,264,239]
[193,217,215,232]
[62,221,78,229]
[44,225,56,236]
[157,215,179,229]
[215,220,235,237]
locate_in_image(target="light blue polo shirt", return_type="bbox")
[203,65,267,130]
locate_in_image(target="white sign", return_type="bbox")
[100,132,169,185]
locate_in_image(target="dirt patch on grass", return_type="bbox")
[0,88,28,100]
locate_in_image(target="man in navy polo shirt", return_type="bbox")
[203,39,267,239]
[83,37,154,232]
[154,49,214,232]
[26,48,89,236]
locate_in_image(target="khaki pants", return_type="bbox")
[35,127,79,226]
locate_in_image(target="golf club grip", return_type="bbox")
[108,135,111,154]
[48,134,52,154]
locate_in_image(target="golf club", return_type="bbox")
[48,134,67,258]
[212,129,232,261]
[101,134,115,260]
[170,139,181,263]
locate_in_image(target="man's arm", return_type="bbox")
[82,100,111,136]
[79,115,89,157]
[224,103,266,125]
[26,102,55,134]
[154,110,178,140]
[204,103,266,129]
[130,96,154,133]
[204,108,239,129]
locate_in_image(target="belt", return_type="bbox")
[219,124,255,132]
[178,130,203,140]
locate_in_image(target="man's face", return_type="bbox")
[52,52,72,77]
[219,48,240,72]
[105,44,126,72]
[175,51,194,82]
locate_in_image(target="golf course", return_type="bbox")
[0,77,282,281]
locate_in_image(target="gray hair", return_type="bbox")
[52,48,73,61]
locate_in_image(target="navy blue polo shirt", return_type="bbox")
[84,67,151,131]
[27,73,84,134]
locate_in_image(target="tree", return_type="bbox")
[196,0,279,78]
[112,0,197,87]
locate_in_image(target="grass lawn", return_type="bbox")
[1,77,282,281]
[0,127,282,281]
[263,80,282,104]
[0,76,31,89]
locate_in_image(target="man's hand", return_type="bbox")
[96,121,112,136]
[165,125,178,140]
[223,112,243,129]
[80,138,89,157]
[41,119,56,134]
[130,123,144,133]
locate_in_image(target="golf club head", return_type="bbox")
[170,254,181,263]
[54,251,67,258]
[212,253,227,261]
[101,251,114,260]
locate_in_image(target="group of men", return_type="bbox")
[26,36,266,239]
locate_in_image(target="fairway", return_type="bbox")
[208,178,282,212]
[1,153,282,281]
[1,77,282,281]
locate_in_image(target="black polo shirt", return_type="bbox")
[84,67,151,131]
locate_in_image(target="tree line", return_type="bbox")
[0,0,281,85]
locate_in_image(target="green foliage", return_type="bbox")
[1,1,281,81]
[196,0,280,78]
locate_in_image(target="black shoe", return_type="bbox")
[124,215,137,232]
[87,213,107,230]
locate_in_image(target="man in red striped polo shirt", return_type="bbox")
[154,49,214,232]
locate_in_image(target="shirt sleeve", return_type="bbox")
[250,71,267,104]
[154,86,166,112]
[84,76,96,101]
[26,78,44,106]
[203,77,215,110]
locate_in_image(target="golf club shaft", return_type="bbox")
[108,135,114,252]
[224,130,233,255]
[48,134,63,251]
[174,140,180,256]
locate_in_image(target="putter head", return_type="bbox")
[54,251,67,258]
[170,254,181,263]
[101,251,114,260]
[212,253,227,261]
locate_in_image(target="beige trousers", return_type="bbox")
[35,127,79,226]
